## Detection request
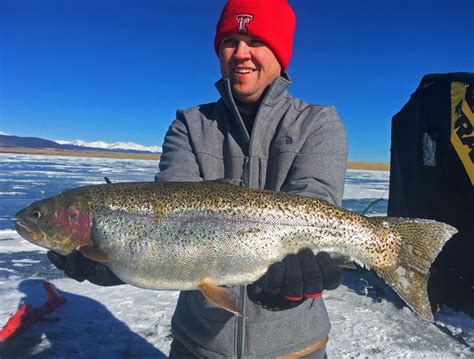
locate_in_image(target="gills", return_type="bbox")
[14,180,457,321]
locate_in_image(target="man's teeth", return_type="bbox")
[234,69,254,74]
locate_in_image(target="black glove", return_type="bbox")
[47,250,124,286]
[247,249,342,311]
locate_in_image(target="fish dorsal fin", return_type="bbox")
[207,178,242,187]
[79,245,109,262]
[197,279,242,316]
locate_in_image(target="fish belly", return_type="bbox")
[91,210,311,290]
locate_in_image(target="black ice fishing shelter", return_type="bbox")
[388,72,474,316]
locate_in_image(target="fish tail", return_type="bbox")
[369,217,457,321]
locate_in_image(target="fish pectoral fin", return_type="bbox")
[79,245,109,262]
[197,279,242,316]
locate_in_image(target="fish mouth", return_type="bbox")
[14,213,71,254]
[14,215,48,245]
[14,218,35,241]
[15,219,56,254]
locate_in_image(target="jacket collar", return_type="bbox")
[215,72,292,111]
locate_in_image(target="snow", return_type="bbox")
[0,156,473,357]
[344,170,390,200]
[0,232,472,357]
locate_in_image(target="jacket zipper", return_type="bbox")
[236,156,250,358]
[241,156,250,188]
[236,286,246,358]
[224,79,249,358]
[235,99,268,358]
[226,77,273,358]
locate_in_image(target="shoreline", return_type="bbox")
[0,147,390,171]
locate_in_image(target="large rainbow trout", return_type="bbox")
[15,180,456,321]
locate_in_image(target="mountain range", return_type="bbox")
[0,133,162,154]
[55,139,162,153]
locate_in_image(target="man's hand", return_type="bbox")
[47,250,124,286]
[247,249,342,311]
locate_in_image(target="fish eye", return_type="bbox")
[32,210,42,218]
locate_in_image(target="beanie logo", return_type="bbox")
[236,14,253,34]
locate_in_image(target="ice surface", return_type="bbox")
[1,231,472,357]
[0,154,472,357]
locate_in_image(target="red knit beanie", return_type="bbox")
[214,0,296,71]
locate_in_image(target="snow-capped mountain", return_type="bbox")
[55,139,162,153]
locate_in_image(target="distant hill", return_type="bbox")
[0,134,161,154]
[0,134,63,149]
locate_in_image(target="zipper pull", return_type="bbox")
[241,156,250,188]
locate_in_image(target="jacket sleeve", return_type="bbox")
[154,111,203,183]
[281,107,348,206]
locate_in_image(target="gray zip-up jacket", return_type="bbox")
[155,75,348,358]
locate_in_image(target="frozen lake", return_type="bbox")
[0,153,472,357]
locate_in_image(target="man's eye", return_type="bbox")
[250,39,264,46]
[222,38,237,47]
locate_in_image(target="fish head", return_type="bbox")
[15,189,92,255]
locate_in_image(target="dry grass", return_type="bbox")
[347,161,390,171]
[0,147,390,171]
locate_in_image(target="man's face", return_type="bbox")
[219,33,282,104]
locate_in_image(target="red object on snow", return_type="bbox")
[0,281,67,341]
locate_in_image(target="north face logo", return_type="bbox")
[236,14,253,33]
[276,135,293,146]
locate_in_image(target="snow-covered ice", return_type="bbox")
[1,232,472,358]
[0,154,472,357]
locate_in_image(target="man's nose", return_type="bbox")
[233,41,251,60]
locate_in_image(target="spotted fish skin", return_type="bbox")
[15,180,457,321]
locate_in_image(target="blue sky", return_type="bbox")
[1,0,473,162]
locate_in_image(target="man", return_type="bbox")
[156,1,347,357]
[48,0,348,357]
